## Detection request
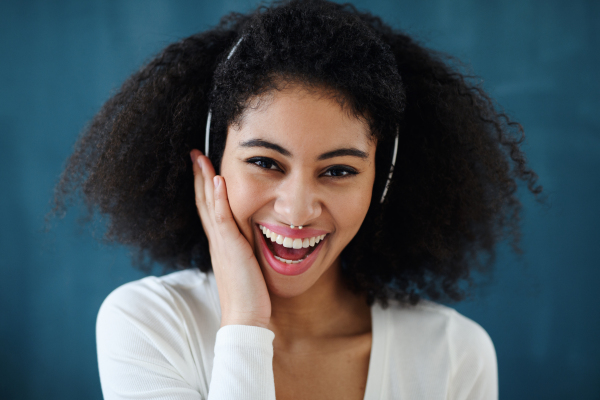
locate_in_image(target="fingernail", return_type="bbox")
[213,176,220,188]
[197,157,203,170]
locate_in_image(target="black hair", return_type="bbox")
[53,0,542,305]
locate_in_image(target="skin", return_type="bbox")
[190,85,376,399]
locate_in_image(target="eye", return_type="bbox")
[246,157,282,171]
[322,165,358,178]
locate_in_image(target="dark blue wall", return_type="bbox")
[1,1,598,399]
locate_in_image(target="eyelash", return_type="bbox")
[245,157,358,178]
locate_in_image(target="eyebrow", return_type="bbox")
[317,148,368,160]
[239,139,368,160]
[239,139,291,157]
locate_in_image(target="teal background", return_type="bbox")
[1,0,599,399]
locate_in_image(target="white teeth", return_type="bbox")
[259,225,327,249]
[274,255,307,264]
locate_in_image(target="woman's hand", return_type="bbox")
[190,149,271,329]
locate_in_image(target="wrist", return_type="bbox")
[220,316,270,330]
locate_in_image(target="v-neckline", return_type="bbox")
[362,302,388,400]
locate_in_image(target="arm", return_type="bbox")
[97,282,277,400]
[97,151,275,399]
[208,326,276,399]
[192,150,276,398]
[97,282,206,400]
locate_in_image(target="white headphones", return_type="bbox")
[204,36,399,204]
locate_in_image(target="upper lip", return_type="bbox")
[257,222,329,239]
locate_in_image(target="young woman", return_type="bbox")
[54,0,541,398]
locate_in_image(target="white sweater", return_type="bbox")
[96,269,497,399]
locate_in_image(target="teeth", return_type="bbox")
[274,255,308,264]
[283,237,293,248]
[259,225,327,250]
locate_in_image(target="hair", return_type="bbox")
[53,0,542,305]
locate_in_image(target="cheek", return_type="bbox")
[330,177,374,240]
[221,169,269,235]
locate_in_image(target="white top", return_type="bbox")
[97,269,497,400]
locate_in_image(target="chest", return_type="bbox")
[273,333,372,400]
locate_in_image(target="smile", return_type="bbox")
[256,223,328,275]
[259,224,326,263]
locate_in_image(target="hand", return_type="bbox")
[190,149,271,329]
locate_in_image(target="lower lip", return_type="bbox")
[257,226,325,276]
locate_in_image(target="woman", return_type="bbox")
[54,0,541,398]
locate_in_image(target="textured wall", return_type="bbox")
[1,0,598,398]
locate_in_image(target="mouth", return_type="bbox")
[256,223,328,276]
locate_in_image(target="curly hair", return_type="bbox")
[53,0,542,305]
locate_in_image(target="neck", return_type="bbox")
[267,258,371,344]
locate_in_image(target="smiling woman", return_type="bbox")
[52,0,541,399]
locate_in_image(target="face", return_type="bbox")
[219,86,376,298]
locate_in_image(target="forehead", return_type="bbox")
[228,87,374,156]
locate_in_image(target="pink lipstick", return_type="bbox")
[256,223,328,276]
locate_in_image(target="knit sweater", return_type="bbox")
[97,269,497,399]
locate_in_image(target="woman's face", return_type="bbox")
[220,86,376,298]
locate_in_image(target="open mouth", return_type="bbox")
[258,224,326,264]
[256,223,328,276]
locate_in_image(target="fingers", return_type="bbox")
[191,149,217,238]
[213,176,241,239]
[191,150,215,204]
[191,149,206,206]
[191,150,238,241]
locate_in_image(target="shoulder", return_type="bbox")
[98,268,219,319]
[97,269,222,342]
[379,300,498,399]
[383,300,495,356]
[96,269,221,397]
[97,267,221,341]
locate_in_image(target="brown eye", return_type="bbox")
[247,157,281,171]
[323,166,358,178]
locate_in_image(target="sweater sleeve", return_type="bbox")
[97,280,276,400]
[208,325,276,400]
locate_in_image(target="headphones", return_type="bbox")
[204,36,399,204]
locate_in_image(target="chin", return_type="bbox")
[262,273,315,299]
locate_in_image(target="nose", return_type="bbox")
[273,170,322,226]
